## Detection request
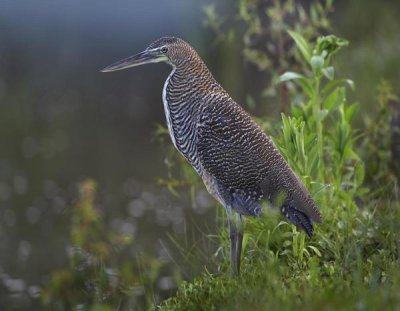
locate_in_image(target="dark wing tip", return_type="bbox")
[282,205,314,237]
[284,168,323,224]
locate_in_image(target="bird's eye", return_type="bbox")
[161,46,168,53]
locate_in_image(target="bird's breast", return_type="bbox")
[162,67,178,149]
[162,69,203,173]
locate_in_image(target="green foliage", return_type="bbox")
[276,33,362,196]
[360,80,399,197]
[157,32,400,310]
[41,179,164,310]
[158,200,400,310]
[203,0,334,111]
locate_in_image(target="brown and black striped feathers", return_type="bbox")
[195,95,322,235]
[156,37,322,236]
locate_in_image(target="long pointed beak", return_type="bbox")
[101,50,155,72]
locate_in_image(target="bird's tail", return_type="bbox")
[281,202,314,237]
[280,170,322,237]
[262,167,322,237]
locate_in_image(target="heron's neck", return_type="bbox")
[161,57,225,172]
[170,58,223,97]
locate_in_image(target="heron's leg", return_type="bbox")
[236,214,243,275]
[228,211,238,277]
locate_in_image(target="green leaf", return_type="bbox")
[288,30,312,62]
[322,66,335,80]
[279,71,305,82]
[323,87,345,112]
[345,103,359,122]
[279,71,314,98]
[307,245,322,257]
[322,79,355,95]
[315,35,349,59]
[354,162,365,187]
[309,146,320,177]
[316,109,329,122]
[344,146,361,161]
[241,233,249,257]
[297,81,314,98]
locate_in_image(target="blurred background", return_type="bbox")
[0,0,399,309]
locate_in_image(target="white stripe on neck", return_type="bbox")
[162,65,178,149]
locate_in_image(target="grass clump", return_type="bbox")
[157,32,400,311]
[159,202,400,310]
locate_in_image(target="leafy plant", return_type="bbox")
[41,179,164,310]
[265,31,365,269]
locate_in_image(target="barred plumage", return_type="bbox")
[102,36,322,276]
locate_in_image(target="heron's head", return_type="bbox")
[101,36,195,72]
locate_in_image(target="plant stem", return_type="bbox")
[313,77,325,183]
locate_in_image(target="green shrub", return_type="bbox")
[41,179,164,310]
